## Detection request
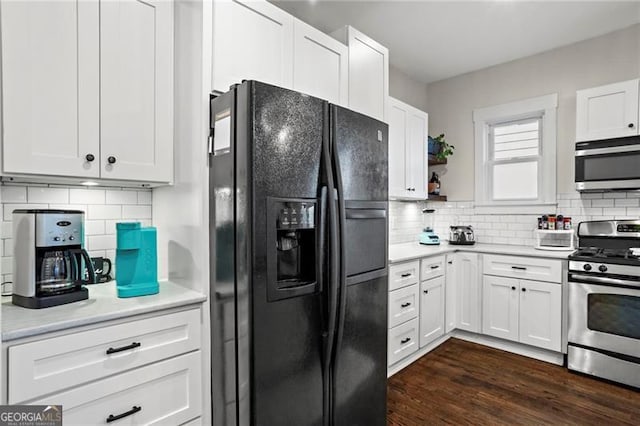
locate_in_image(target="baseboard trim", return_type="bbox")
[387,329,565,377]
[452,330,564,366]
[387,334,452,377]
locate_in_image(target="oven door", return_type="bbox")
[575,137,640,191]
[568,274,640,358]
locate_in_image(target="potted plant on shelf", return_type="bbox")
[428,133,455,161]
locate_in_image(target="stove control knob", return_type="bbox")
[583,264,592,271]
[598,264,608,273]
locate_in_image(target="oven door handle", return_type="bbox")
[570,274,640,288]
[575,144,640,157]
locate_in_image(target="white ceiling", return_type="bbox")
[272,0,640,84]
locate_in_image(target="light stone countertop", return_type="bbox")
[389,242,573,264]
[2,281,206,342]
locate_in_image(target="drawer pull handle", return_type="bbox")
[401,302,411,308]
[106,406,142,423]
[401,337,411,344]
[511,266,527,271]
[430,265,439,269]
[106,342,141,355]
[400,273,412,278]
[423,290,429,294]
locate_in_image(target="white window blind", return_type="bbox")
[489,117,542,201]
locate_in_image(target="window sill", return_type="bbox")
[474,203,557,215]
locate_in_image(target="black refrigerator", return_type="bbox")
[209,81,388,426]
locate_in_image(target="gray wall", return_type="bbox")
[426,24,640,200]
[389,65,429,112]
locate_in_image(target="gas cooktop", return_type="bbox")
[569,219,640,266]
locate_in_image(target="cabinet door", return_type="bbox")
[387,98,408,198]
[344,27,388,121]
[292,19,347,105]
[1,0,100,178]
[519,279,562,351]
[419,276,445,347]
[100,0,174,183]
[482,275,519,342]
[445,254,456,333]
[213,0,293,93]
[406,109,428,199]
[456,253,481,333]
[576,79,639,142]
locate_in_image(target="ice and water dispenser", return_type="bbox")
[267,198,319,301]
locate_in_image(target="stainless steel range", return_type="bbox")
[568,219,640,388]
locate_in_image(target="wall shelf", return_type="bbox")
[428,154,447,166]
[427,194,447,202]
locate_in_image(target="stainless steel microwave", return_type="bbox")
[575,136,640,191]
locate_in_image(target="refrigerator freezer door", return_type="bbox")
[247,82,326,426]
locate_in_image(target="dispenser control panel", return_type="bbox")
[277,202,315,229]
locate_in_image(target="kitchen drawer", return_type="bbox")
[388,318,419,366]
[388,284,419,328]
[483,254,562,283]
[33,351,202,426]
[8,308,201,404]
[389,260,420,291]
[420,255,445,281]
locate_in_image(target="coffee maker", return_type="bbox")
[12,209,96,308]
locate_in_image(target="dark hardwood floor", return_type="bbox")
[387,338,640,425]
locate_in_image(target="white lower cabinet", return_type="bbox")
[388,284,419,328]
[482,275,562,352]
[388,318,419,365]
[445,254,456,333]
[5,307,203,423]
[456,253,481,333]
[33,351,202,426]
[419,276,444,347]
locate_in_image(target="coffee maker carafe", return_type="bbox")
[12,209,96,308]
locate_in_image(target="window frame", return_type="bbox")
[473,94,558,214]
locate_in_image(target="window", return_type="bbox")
[474,94,557,212]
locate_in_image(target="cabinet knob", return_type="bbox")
[521,288,527,292]
[85,153,95,162]
[511,286,516,290]
[423,290,429,294]
[107,156,117,164]
[629,123,635,128]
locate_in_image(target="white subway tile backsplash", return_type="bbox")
[88,204,122,220]
[1,186,27,203]
[122,205,152,219]
[4,204,48,221]
[1,183,155,273]
[106,190,138,205]
[87,234,117,251]
[614,198,640,207]
[85,220,106,236]
[137,191,152,205]
[390,191,640,245]
[27,187,69,204]
[70,189,105,204]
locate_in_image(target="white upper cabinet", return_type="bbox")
[1,1,100,178]
[292,19,348,105]
[100,0,174,183]
[212,0,293,93]
[576,79,640,142]
[387,97,428,199]
[332,26,388,121]
[1,0,174,184]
